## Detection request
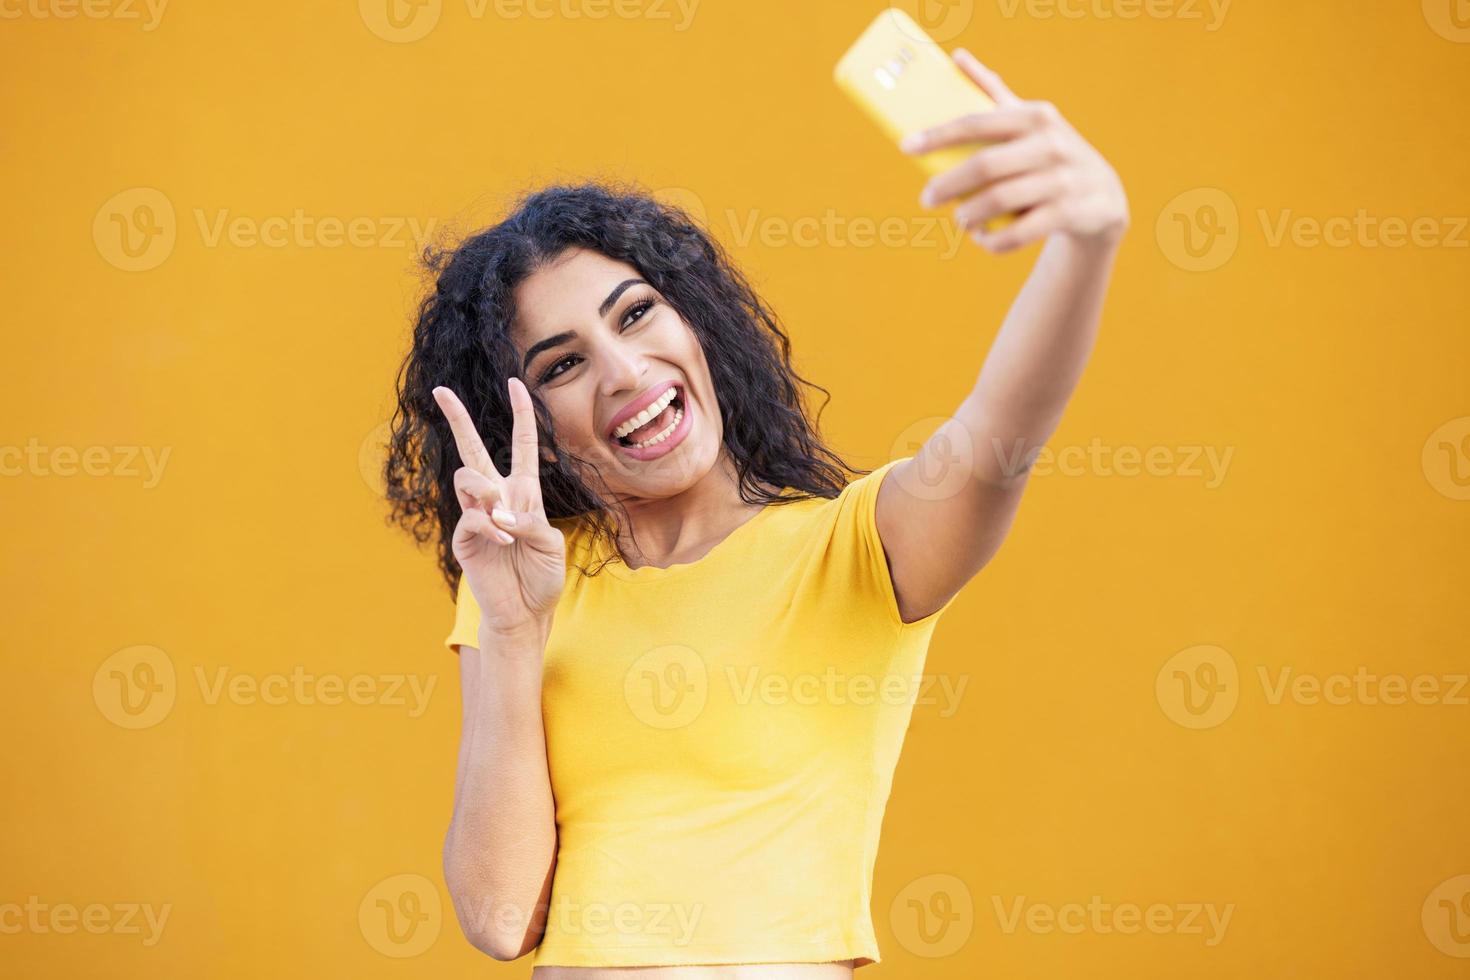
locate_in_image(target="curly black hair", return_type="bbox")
[383,179,865,598]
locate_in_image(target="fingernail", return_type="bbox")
[495,530,515,545]
[920,187,936,208]
[492,508,516,527]
[900,133,923,153]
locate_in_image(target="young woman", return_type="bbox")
[385,51,1126,979]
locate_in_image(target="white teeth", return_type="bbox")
[612,386,679,439]
[624,406,683,449]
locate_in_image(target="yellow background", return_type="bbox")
[2,0,1467,976]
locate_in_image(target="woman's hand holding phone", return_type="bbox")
[432,378,566,643]
[903,49,1130,254]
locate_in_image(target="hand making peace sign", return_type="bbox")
[432,377,566,641]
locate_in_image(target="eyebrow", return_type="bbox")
[521,278,648,375]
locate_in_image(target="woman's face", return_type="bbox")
[510,247,723,500]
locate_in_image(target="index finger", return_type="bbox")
[506,375,541,480]
[432,386,501,480]
[952,49,1024,108]
[901,106,1037,157]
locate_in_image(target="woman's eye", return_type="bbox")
[541,354,579,383]
[622,298,656,329]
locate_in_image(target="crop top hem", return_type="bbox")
[530,935,880,969]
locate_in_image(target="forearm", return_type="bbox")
[444,625,557,960]
[960,233,1121,484]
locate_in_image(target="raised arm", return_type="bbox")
[877,50,1129,624]
[433,378,567,959]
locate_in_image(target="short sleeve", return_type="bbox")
[443,571,483,653]
[835,456,961,631]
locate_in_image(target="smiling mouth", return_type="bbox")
[611,386,686,450]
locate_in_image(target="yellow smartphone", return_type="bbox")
[834,8,1014,229]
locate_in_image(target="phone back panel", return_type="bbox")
[834,9,1000,180]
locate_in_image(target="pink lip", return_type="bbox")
[606,380,681,441]
[615,389,692,461]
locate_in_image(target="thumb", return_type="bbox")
[953,48,1022,108]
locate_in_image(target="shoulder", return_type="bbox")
[833,458,909,520]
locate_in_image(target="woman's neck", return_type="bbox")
[612,453,772,570]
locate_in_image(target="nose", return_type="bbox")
[598,336,647,399]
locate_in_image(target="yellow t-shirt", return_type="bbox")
[443,456,957,968]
